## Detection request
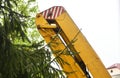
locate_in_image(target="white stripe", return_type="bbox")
[51,7,56,19]
[55,7,60,18]
[59,7,63,15]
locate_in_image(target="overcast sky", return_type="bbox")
[37,0,120,67]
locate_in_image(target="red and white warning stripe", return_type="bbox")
[40,6,65,19]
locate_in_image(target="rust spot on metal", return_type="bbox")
[37,25,41,30]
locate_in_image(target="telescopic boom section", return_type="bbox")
[35,6,111,78]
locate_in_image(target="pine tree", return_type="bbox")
[0,0,65,78]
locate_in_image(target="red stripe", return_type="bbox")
[42,12,44,17]
[41,6,65,19]
[47,8,51,19]
[50,7,54,19]
[41,11,47,18]
[45,10,49,18]
[49,8,53,19]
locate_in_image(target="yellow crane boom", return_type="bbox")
[35,6,111,78]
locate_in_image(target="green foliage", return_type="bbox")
[0,0,66,78]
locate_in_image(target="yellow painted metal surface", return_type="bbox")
[35,14,86,78]
[35,6,111,77]
[55,12,111,78]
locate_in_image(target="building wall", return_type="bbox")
[107,68,120,78]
